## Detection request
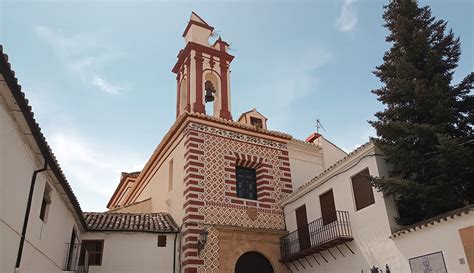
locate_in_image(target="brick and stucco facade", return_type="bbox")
[180,121,293,272]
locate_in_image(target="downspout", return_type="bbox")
[15,158,48,271]
[173,232,178,273]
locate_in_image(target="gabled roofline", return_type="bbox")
[281,141,380,205]
[237,108,268,122]
[106,171,140,209]
[390,204,474,238]
[182,12,215,38]
[0,45,87,229]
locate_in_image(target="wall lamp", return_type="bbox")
[197,230,209,255]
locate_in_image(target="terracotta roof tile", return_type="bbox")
[83,212,179,233]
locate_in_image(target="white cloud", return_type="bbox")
[34,25,123,95]
[49,131,146,209]
[91,76,122,95]
[336,0,358,32]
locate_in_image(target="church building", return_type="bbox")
[2,11,473,273]
[106,12,346,273]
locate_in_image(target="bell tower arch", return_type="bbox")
[172,12,234,120]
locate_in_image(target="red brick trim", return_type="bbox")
[181,130,206,271]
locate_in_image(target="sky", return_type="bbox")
[1,0,472,212]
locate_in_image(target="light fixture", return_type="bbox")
[197,230,209,254]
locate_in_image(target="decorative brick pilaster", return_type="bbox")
[278,150,293,194]
[182,129,206,272]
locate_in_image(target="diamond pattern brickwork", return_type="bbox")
[181,122,293,273]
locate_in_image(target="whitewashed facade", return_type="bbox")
[281,142,474,273]
[0,49,86,273]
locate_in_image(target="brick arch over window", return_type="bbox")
[224,152,275,206]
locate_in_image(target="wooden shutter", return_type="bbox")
[459,226,474,272]
[320,190,337,225]
[296,205,311,250]
[351,168,375,211]
[157,235,167,247]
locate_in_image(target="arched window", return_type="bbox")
[235,252,274,273]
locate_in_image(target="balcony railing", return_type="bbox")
[280,211,353,262]
[63,243,89,273]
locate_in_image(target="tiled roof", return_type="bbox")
[187,111,291,139]
[289,138,322,149]
[83,212,179,233]
[0,45,87,229]
[390,205,474,238]
[126,171,141,178]
[123,111,294,205]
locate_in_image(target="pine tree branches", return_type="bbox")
[370,0,474,225]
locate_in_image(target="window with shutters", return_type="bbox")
[351,168,375,211]
[157,235,167,247]
[83,240,104,266]
[236,166,257,200]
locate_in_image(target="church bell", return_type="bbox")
[204,81,215,103]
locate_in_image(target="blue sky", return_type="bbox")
[1,0,472,211]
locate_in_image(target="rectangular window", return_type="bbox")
[320,189,337,225]
[157,235,167,247]
[236,166,257,200]
[351,168,375,211]
[295,205,311,250]
[39,183,52,222]
[250,117,263,129]
[83,240,104,266]
[168,159,174,192]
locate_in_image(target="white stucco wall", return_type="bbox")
[320,136,347,169]
[282,143,472,273]
[135,134,185,226]
[82,232,178,273]
[0,99,82,273]
[288,141,325,190]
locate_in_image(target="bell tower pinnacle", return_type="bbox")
[172,12,234,120]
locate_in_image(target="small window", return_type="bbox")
[168,159,174,192]
[39,184,52,222]
[157,235,167,247]
[250,117,263,129]
[236,166,257,200]
[83,240,104,266]
[351,168,375,211]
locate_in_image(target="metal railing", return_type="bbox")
[63,243,89,273]
[280,211,352,259]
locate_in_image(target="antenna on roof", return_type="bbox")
[316,119,326,134]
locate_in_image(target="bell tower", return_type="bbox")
[172,12,234,120]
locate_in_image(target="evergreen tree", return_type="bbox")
[370,0,474,226]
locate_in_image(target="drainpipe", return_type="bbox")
[173,232,178,273]
[15,158,48,272]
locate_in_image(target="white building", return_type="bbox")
[281,141,474,273]
[0,45,179,273]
